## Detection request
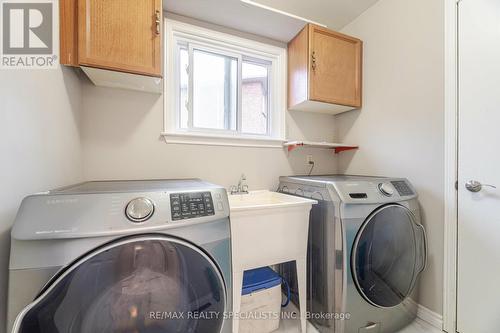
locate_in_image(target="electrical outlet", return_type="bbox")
[307,155,314,164]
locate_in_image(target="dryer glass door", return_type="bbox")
[13,235,227,333]
[352,204,426,308]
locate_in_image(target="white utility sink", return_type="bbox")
[228,190,314,211]
[228,190,317,333]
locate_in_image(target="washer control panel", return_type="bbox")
[170,192,215,221]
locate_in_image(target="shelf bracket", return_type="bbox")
[287,144,302,152]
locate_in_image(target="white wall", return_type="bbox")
[0,68,84,332]
[81,81,338,189]
[80,18,339,189]
[338,0,445,314]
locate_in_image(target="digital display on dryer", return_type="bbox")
[170,192,215,220]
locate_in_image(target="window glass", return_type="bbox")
[179,47,189,129]
[166,21,286,141]
[192,49,237,131]
[241,61,269,135]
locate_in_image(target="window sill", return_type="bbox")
[160,131,286,148]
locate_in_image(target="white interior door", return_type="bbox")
[457,0,500,332]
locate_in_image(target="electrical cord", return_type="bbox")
[281,278,291,307]
[308,161,315,176]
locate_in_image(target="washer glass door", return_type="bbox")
[352,204,426,308]
[14,235,226,333]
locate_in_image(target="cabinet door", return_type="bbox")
[309,25,362,107]
[78,0,162,77]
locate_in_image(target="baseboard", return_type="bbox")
[416,304,443,331]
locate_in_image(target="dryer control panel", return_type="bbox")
[170,192,215,221]
[391,180,415,196]
[279,176,418,205]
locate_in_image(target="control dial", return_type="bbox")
[125,197,154,222]
[378,183,394,197]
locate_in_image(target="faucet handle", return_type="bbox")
[241,184,249,193]
[229,185,238,194]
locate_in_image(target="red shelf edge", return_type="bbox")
[287,144,302,152]
[286,144,359,153]
[334,146,359,154]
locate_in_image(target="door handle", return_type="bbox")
[465,180,496,193]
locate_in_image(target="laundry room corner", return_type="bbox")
[8,0,498,331]
[336,0,446,319]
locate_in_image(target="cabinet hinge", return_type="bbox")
[455,181,458,190]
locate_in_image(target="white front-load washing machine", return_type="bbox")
[278,175,427,333]
[7,179,232,333]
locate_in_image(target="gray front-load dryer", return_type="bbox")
[278,175,427,333]
[7,179,232,333]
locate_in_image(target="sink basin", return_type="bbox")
[228,190,316,333]
[228,190,315,211]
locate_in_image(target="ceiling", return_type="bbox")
[249,0,380,30]
[164,0,379,42]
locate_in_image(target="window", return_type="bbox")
[164,20,286,147]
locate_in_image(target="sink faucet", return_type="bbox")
[230,174,249,195]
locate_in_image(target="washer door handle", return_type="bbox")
[415,223,427,275]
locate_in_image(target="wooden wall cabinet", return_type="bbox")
[288,24,362,114]
[60,0,162,78]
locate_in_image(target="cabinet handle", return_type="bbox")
[155,10,161,36]
[311,51,317,71]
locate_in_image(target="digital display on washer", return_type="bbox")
[391,181,415,196]
[170,192,214,220]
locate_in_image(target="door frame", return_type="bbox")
[443,0,461,332]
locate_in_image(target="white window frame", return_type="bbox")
[162,19,286,148]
